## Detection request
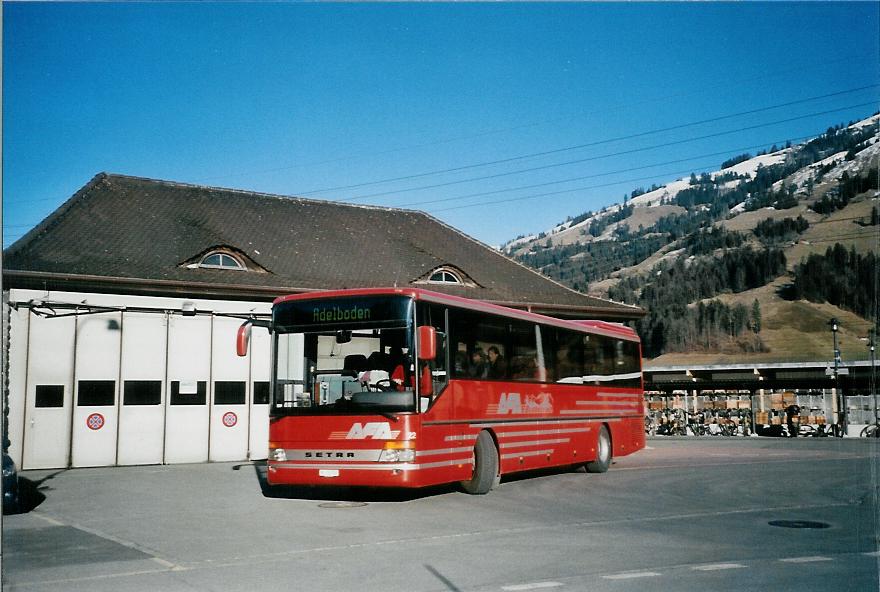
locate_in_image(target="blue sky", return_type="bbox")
[3,2,878,248]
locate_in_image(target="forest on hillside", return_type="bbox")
[788,245,877,320]
[608,246,787,357]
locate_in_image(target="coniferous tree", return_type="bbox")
[750,299,761,334]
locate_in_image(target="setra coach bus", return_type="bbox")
[236,288,645,494]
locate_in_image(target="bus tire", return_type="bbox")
[461,431,499,495]
[585,425,612,473]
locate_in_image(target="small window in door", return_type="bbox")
[214,381,246,405]
[123,381,162,405]
[253,381,270,405]
[170,381,207,405]
[35,385,64,408]
[77,381,115,406]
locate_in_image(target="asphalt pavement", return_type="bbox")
[2,437,878,592]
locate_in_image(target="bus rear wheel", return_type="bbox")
[461,431,499,495]
[585,425,612,473]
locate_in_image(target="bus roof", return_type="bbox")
[273,287,640,342]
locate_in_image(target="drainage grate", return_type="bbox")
[768,520,831,529]
[318,501,368,509]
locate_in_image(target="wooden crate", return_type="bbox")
[755,412,769,424]
[771,416,782,425]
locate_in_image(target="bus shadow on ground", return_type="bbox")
[242,461,459,502]
[240,460,602,502]
[5,471,62,515]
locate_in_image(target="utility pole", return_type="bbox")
[829,318,845,436]
[869,328,877,426]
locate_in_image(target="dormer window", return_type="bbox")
[414,265,478,287]
[180,246,268,273]
[199,252,245,270]
[427,267,462,284]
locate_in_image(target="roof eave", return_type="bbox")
[2,269,318,302]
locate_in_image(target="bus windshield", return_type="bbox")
[271,296,417,416]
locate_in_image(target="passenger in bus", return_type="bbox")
[454,351,468,375]
[510,355,536,380]
[486,346,507,380]
[389,346,408,391]
[468,348,488,378]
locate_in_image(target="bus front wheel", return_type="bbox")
[585,425,612,473]
[461,431,499,495]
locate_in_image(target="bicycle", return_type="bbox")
[860,421,880,438]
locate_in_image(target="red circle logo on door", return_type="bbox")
[222,412,238,427]
[86,413,105,431]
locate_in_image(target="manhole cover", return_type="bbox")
[318,501,368,509]
[768,520,831,529]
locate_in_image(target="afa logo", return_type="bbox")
[346,422,401,440]
[490,392,554,415]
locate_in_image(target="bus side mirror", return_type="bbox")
[236,318,273,356]
[236,322,252,357]
[417,326,436,361]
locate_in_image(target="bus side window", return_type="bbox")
[555,329,583,383]
[509,319,537,382]
[583,334,602,383]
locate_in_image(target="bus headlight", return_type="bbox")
[271,448,287,462]
[378,442,415,463]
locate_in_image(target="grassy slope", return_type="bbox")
[648,277,874,365]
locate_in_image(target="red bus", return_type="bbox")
[237,288,644,494]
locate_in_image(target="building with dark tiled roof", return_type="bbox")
[4,173,643,319]
[2,173,642,471]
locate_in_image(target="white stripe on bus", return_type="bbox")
[500,438,569,449]
[416,447,473,457]
[500,449,554,460]
[497,427,591,438]
[443,434,479,442]
[575,400,640,407]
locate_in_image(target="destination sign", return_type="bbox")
[273,295,413,331]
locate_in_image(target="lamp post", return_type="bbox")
[829,318,845,436]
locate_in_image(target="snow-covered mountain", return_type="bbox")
[503,113,878,259]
